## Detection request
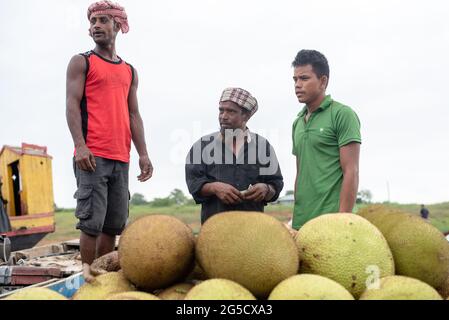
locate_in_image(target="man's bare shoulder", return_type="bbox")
[67,54,87,75]
[69,54,85,65]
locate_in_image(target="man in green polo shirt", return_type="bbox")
[291,49,361,230]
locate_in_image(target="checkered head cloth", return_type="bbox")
[220,87,258,117]
[87,1,129,34]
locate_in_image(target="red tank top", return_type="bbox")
[77,50,133,163]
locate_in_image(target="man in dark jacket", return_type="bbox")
[185,87,284,224]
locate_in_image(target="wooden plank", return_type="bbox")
[21,155,54,215]
[10,266,62,285]
[12,266,62,277]
[9,214,55,231]
[12,243,66,260]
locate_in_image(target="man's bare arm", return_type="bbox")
[294,157,299,200]
[339,142,360,212]
[66,55,96,172]
[128,68,153,182]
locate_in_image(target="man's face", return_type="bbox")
[219,101,249,131]
[89,14,119,45]
[293,64,327,105]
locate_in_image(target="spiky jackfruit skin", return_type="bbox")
[268,274,354,300]
[73,272,135,300]
[5,287,67,300]
[107,291,160,300]
[185,279,256,300]
[196,211,299,298]
[157,283,194,300]
[359,276,443,300]
[296,213,395,298]
[118,215,195,291]
[358,205,449,290]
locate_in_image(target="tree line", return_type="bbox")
[130,189,196,207]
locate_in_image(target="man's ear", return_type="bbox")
[320,75,329,90]
[114,21,121,32]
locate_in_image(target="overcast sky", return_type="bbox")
[1,0,448,208]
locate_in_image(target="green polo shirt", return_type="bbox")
[292,95,361,229]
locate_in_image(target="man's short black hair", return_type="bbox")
[292,49,330,79]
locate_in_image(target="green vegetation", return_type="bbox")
[356,202,449,233]
[43,203,292,244]
[130,189,195,207]
[40,201,449,246]
[388,202,449,233]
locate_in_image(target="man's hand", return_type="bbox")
[75,145,96,172]
[243,183,269,202]
[138,155,153,182]
[211,182,243,205]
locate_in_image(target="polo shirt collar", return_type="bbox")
[317,94,332,111]
[298,94,332,117]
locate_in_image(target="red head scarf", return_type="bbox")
[87,1,129,34]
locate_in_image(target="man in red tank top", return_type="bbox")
[66,1,153,283]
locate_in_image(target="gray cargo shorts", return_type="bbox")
[73,157,130,236]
